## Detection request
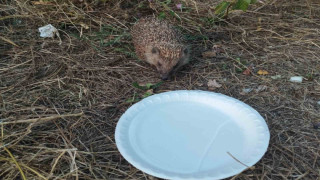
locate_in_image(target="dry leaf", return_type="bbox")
[257,70,269,75]
[243,64,255,75]
[202,51,217,58]
[257,17,262,31]
[80,23,89,29]
[146,89,153,94]
[243,68,251,75]
[207,79,222,90]
[202,44,225,58]
[242,66,252,75]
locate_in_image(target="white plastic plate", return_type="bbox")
[115,90,270,180]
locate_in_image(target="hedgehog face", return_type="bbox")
[145,45,189,80]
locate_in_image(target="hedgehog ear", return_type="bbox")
[151,47,159,54]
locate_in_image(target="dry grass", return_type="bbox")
[1,0,320,179]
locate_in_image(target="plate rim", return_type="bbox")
[115,90,270,180]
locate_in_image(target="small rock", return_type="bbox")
[290,76,303,83]
[317,101,320,105]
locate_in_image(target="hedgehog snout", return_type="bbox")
[160,73,169,80]
[156,66,170,80]
[158,69,169,80]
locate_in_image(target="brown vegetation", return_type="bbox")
[1,0,319,179]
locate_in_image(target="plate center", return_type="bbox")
[129,101,246,174]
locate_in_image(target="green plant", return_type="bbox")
[215,0,257,18]
[306,72,314,81]
[132,82,163,91]
[155,0,181,20]
[158,12,167,20]
[126,81,163,103]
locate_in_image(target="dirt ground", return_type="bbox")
[1,0,320,179]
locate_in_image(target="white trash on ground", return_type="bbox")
[270,75,282,79]
[290,76,303,83]
[38,24,59,38]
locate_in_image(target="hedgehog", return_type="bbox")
[131,16,190,80]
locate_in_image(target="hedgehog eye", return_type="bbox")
[152,47,159,54]
[183,48,188,54]
[157,62,162,67]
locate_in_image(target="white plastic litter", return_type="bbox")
[290,76,303,83]
[270,75,281,80]
[115,90,270,180]
[38,24,58,38]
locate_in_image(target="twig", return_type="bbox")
[0,59,32,72]
[0,156,47,180]
[3,147,26,180]
[47,151,66,179]
[1,112,83,125]
[227,152,255,180]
